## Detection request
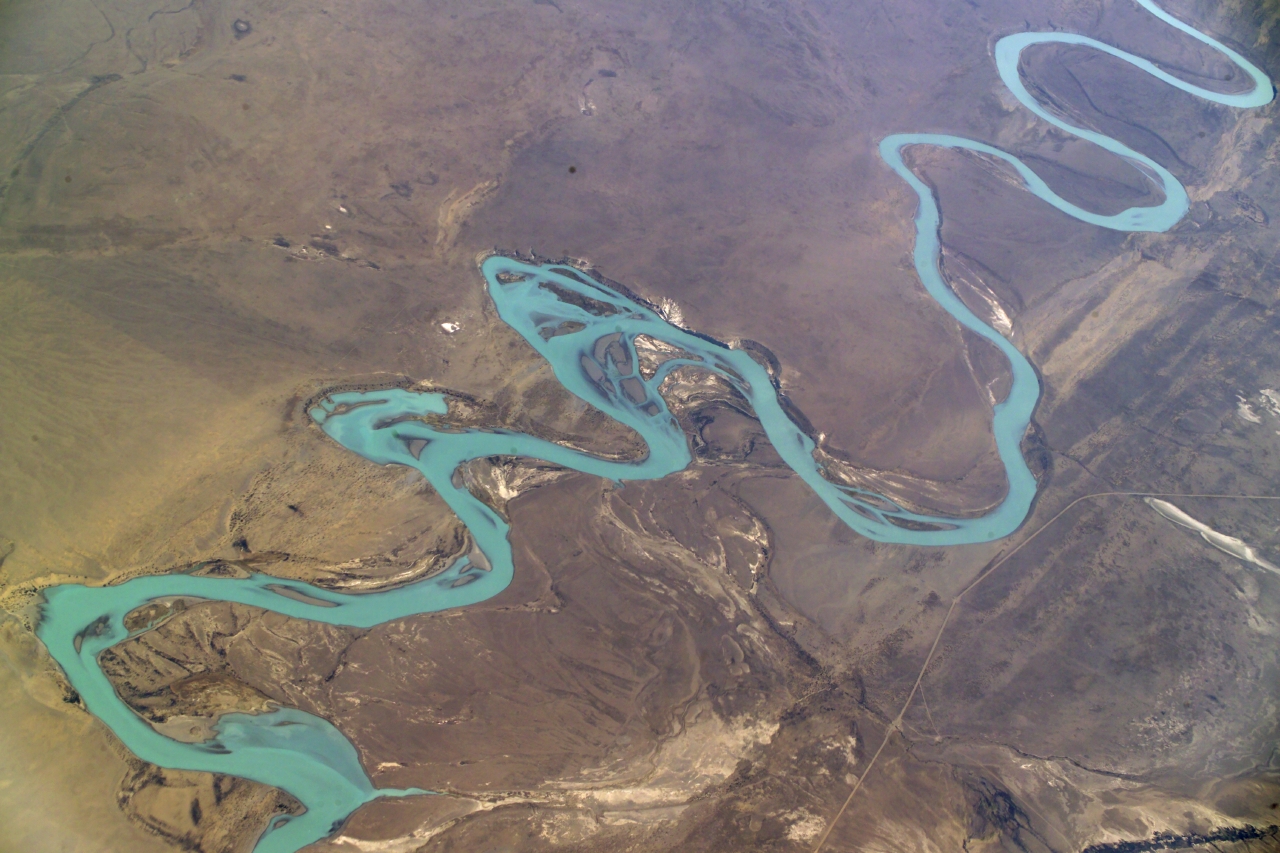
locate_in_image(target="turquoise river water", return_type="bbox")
[33,2,1273,850]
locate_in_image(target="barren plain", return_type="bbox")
[3,0,1280,851]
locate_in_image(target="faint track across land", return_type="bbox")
[811,490,1280,852]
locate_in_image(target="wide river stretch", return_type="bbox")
[34,2,1273,851]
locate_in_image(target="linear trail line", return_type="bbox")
[810,0,1274,843]
[810,490,1280,852]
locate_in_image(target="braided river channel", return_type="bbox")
[33,2,1273,850]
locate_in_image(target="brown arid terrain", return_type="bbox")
[3,0,1280,851]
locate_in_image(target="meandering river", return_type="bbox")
[34,2,1273,850]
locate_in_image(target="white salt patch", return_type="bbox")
[1145,498,1279,573]
[785,810,826,842]
[1237,395,1262,423]
[1260,389,1280,418]
[658,298,684,327]
[974,289,1014,336]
